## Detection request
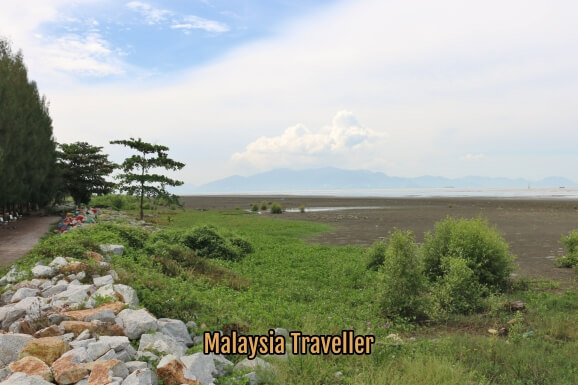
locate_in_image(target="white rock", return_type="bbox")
[70,338,96,350]
[76,271,87,281]
[0,305,26,330]
[93,284,115,299]
[234,357,274,372]
[31,265,55,278]
[181,353,233,385]
[0,367,12,382]
[138,332,187,357]
[41,284,68,298]
[98,336,131,352]
[11,288,39,303]
[100,244,125,257]
[51,285,94,308]
[88,340,111,361]
[69,279,81,286]
[125,362,148,374]
[96,348,117,361]
[1,266,25,285]
[85,309,116,323]
[121,368,158,385]
[94,275,114,287]
[49,257,68,269]
[114,285,139,308]
[0,333,33,366]
[39,281,52,290]
[157,318,193,347]
[117,309,157,340]
[60,346,90,363]
[2,372,54,385]
[75,329,92,341]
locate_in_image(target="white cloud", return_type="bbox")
[171,15,229,33]
[461,153,485,161]
[126,1,170,25]
[43,32,125,76]
[232,111,384,169]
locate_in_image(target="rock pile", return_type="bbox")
[0,245,250,385]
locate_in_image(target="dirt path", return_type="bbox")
[0,216,60,265]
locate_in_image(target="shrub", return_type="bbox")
[250,203,259,212]
[365,239,387,271]
[270,202,283,214]
[378,230,426,320]
[555,230,578,268]
[299,204,305,213]
[427,256,486,320]
[423,217,514,290]
[260,200,268,211]
[181,225,252,262]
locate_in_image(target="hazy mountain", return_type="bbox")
[184,167,576,193]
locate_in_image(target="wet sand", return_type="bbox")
[181,195,578,282]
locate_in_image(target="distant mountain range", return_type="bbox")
[180,167,576,194]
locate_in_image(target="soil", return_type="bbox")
[0,215,60,266]
[181,195,578,283]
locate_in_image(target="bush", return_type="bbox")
[378,230,426,320]
[270,202,283,214]
[260,200,268,211]
[555,230,578,268]
[299,204,305,213]
[422,217,514,290]
[181,225,252,262]
[250,203,259,212]
[365,239,387,270]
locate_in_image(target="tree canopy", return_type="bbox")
[0,38,57,211]
[57,141,116,206]
[110,138,185,219]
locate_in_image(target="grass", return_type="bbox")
[10,204,578,384]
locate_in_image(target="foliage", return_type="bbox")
[57,141,116,205]
[423,217,514,290]
[270,202,283,214]
[378,230,426,320]
[180,225,252,262]
[299,204,306,213]
[90,194,140,210]
[555,230,578,268]
[110,138,185,219]
[365,239,387,271]
[260,200,268,211]
[250,203,259,212]
[0,38,58,209]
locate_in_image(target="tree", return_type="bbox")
[0,37,57,212]
[57,142,116,206]
[110,138,185,219]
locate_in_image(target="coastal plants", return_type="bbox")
[270,202,283,214]
[422,217,514,290]
[555,230,578,268]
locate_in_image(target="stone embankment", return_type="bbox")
[0,246,274,385]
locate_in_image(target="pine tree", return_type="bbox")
[110,138,185,219]
[57,142,116,205]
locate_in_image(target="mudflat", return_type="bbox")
[181,195,578,282]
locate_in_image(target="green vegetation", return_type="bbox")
[0,38,58,211]
[14,203,578,384]
[57,141,116,205]
[270,202,283,214]
[110,138,185,219]
[555,230,578,268]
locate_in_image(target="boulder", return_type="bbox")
[31,266,55,279]
[0,305,26,330]
[34,325,65,338]
[51,285,94,309]
[87,341,112,361]
[93,276,114,288]
[138,332,187,357]
[2,372,54,385]
[85,360,129,385]
[8,356,52,382]
[85,309,116,323]
[155,355,201,385]
[114,285,139,308]
[117,309,157,340]
[99,245,124,257]
[41,284,68,298]
[62,302,125,321]
[157,319,193,347]
[51,355,89,385]
[181,353,233,385]
[19,336,70,366]
[121,368,158,385]
[125,362,148,374]
[49,257,69,269]
[97,336,131,352]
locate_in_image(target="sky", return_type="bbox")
[1,0,578,188]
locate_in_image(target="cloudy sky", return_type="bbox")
[2,0,578,187]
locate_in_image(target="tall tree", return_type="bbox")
[110,138,185,219]
[0,37,57,212]
[57,142,116,206]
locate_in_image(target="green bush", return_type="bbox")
[181,225,252,262]
[378,230,426,320]
[366,239,387,270]
[427,256,486,320]
[250,203,259,212]
[423,217,514,290]
[270,202,283,214]
[260,200,268,211]
[555,230,578,268]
